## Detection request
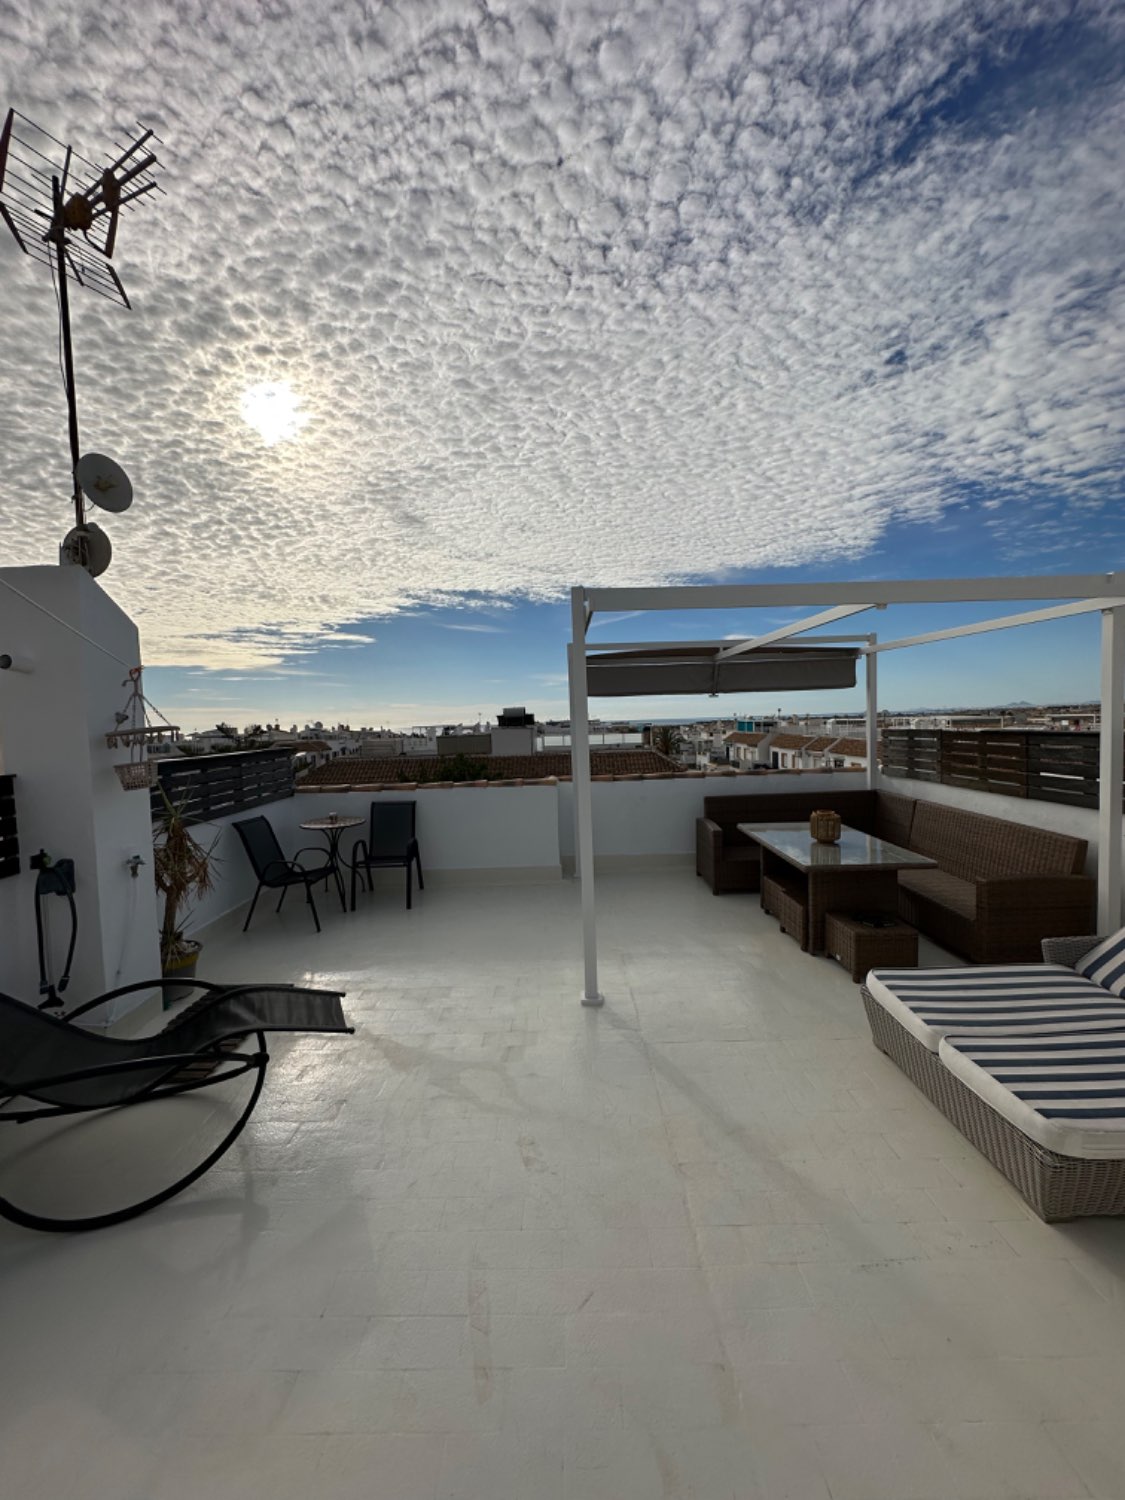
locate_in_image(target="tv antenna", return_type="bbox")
[0,108,164,574]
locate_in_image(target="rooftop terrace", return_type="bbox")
[5,869,1125,1500]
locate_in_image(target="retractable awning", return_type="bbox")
[586,644,858,698]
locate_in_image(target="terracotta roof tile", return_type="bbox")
[830,737,869,758]
[769,733,813,750]
[724,731,766,746]
[804,736,836,753]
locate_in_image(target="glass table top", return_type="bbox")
[737,824,938,871]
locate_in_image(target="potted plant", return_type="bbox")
[153,788,218,1005]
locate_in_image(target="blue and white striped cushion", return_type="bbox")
[939,1030,1125,1159]
[1076,927,1125,997]
[865,965,1125,1052]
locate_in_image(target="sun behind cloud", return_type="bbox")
[1,4,1122,673]
[239,381,310,447]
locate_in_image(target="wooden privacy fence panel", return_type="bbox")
[151,749,294,826]
[0,774,18,879]
[883,730,1116,810]
[881,730,940,782]
[1026,736,1102,809]
[939,732,1029,798]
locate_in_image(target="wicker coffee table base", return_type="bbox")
[861,988,1125,1221]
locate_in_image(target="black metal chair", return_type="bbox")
[350,800,424,911]
[234,816,336,933]
[0,978,351,1232]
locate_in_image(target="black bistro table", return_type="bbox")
[739,824,936,954]
[300,814,364,912]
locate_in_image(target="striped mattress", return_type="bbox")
[865,965,1125,1053]
[939,1031,1125,1160]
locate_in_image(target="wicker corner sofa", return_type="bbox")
[862,931,1125,1219]
[696,788,1095,963]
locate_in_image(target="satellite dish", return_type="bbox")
[60,524,112,578]
[75,452,133,514]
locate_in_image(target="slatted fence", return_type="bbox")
[882,730,1115,810]
[0,774,18,879]
[151,749,294,827]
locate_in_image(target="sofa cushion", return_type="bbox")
[939,1030,1125,1160]
[867,965,1125,1052]
[703,790,876,837]
[873,792,915,850]
[1076,927,1125,997]
[898,868,976,919]
[908,800,1087,883]
[907,802,980,881]
[725,846,760,864]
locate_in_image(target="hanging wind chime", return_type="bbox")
[106,666,180,790]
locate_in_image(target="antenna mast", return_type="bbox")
[0,108,164,570]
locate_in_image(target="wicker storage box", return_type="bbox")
[761,874,808,948]
[825,912,918,982]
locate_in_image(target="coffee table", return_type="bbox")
[738,824,937,954]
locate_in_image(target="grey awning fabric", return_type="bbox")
[585,644,858,698]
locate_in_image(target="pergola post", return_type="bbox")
[569,587,603,1006]
[864,634,878,790]
[1098,607,1125,932]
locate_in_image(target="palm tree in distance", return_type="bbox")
[651,724,686,759]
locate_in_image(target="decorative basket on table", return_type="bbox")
[809,809,841,844]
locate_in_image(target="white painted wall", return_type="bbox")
[557,771,866,865]
[490,723,537,755]
[190,785,563,934]
[0,567,160,1008]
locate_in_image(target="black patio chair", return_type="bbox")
[234,815,336,934]
[350,800,424,911]
[0,978,351,1232]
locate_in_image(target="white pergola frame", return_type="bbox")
[568,573,1125,1006]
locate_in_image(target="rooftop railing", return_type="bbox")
[150,748,294,826]
[882,728,1123,810]
[0,774,18,880]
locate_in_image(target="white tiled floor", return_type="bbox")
[3,869,1125,1498]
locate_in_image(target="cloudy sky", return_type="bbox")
[1,0,1123,728]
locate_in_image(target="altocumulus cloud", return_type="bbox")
[0,1,1122,668]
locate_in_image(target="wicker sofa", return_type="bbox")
[696,788,1095,963]
[862,933,1125,1219]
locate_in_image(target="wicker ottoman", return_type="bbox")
[761,874,808,949]
[825,912,918,982]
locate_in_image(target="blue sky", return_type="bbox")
[2,2,1123,728]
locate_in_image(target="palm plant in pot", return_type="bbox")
[154,788,218,1006]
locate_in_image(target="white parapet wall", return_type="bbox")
[188,784,564,935]
[557,770,866,869]
[0,566,160,1008]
